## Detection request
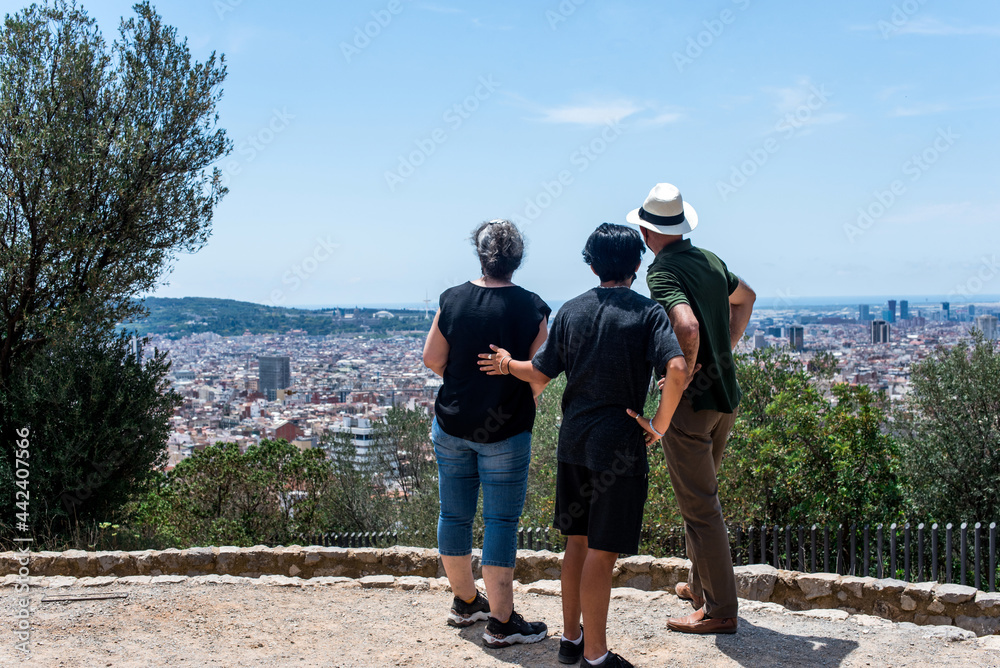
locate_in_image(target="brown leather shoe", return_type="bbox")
[667,609,737,634]
[675,582,705,610]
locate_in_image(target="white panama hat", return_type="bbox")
[626,183,698,235]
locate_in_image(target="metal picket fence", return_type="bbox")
[295,520,999,592]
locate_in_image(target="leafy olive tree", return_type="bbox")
[0,325,180,541]
[899,332,1000,522]
[0,0,230,540]
[135,439,338,548]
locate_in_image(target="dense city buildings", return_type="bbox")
[147,331,440,468]
[146,298,1000,470]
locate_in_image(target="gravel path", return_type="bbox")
[2,577,999,667]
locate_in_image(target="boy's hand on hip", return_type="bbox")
[626,408,661,446]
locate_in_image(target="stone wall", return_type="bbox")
[3,546,998,636]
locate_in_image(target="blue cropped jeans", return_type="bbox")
[432,418,531,569]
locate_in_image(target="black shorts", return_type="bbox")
[553,461,649,555]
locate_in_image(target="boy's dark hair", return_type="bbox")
[471,219,524,279]
[582,223,646,282]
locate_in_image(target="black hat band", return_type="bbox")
[639,207,686,227]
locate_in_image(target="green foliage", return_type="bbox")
[899,332,1000,522]
[520,376,565,528]
[133,439,338,547]
[320,424,395,536]
[125,408,440,547]
[0,326,180,540]
[720,348,904,526]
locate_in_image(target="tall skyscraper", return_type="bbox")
[259,356,291,401]
[887,300,897,323]
[871,320,891,344]
[788,326,804,351]
[900,300,909,320]
[859,304,870,321]
[969,305,977,317]
[753,331,768,350]
[975,315,998,341]
[943,302,951,320]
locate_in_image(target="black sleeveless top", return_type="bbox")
[434,282,551,443]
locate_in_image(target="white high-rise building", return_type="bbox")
[330,416,376,465]
[975,315,998,341]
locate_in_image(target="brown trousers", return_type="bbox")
[661,396,738,619]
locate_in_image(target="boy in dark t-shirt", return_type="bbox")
[478,224,688,668]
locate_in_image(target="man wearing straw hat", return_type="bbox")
[627,182,756,635]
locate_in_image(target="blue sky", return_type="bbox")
[7,0,1000,308]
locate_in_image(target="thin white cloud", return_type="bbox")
[764,77,847,133]
[895,17,1000,37]
[882,202,1000,227]
[877,84,913,102]
[852,17,1000,37]
[889,94,1000,117]
[646,112,683,126]
[538,101,643,125]
[417,4,464,14]
[890,103,956,117]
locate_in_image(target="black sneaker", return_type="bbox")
[582,652,634,668]
[482,609,548,648]
[558,625,584,664]
[447,591,490,627]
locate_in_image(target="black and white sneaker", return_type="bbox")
[582,651,634,668]
[558,625,584,664]
[482,609,548,648]
[447,591,491,627]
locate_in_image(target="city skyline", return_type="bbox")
[42,0,1000,306]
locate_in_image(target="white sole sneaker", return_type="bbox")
[482,628,547,648]
[448,610,490,627]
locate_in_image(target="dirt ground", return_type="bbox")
[2,577,999,667]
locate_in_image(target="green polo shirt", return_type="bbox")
[646,239,742,414]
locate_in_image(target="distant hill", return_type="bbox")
[120,297,432,338]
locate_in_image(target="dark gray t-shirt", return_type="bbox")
[531,287,683,476]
